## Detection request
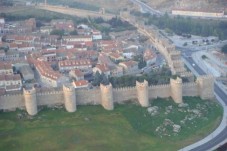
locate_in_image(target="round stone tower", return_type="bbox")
[23,87,38,116]
[136,80,149,107]
[100,83,114,110]
[63,85,76,112]
[170,77,183,104]
[196,75,214,100]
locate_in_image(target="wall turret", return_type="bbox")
[100,83,114,110]
[136,80,149,107]
[196,75,214,100]
[63,85,76,112]
[170,77,183,104]
[99,8,105,14]
[23,87,37,116]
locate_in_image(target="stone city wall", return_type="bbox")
[0,93,24,110]
[113,87,137,103]
[148,84,171,99]
[76,89,101,105]
[37,91,64,106]
[0,76,214,115]
[182,82,199,97]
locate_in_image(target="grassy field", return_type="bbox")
[0,97,222,151]
[1,8,86,23]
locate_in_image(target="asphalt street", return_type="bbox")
[184,56,227,151]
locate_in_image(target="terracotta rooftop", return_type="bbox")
[59,59,92,67]
[71,69,84,77]
[0,63,12,70]
[144,49,156,60]
[73,80,88,86]
[95,64,110,72]
[35,61,61,81]
[0,74,21,81]
[120,61,138,67]
[109,52,122,59]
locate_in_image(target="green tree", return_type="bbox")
[92,71,102,86]
[183,42,188,46]
[101,74,109,85]
[221,44,227,54]
[70,30,78,35]
[138,59,146,69]
[50,29,64,36]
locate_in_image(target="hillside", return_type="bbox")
[45,0,227,14]
[16,0,131,14]
[141,0,227,12]
[70,0,131,13]
[12,0,227,14]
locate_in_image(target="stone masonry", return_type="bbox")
[0,75,214,115]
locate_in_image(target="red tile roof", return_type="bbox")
[109,52,122,59]
[71,69,84,77]
[95,64,110,72]
[35,61,61,80]
[0,74,21,81]
[0,63,12,70]
[59,59,92,67]
[73,80,88,86]
[120,61,138,68]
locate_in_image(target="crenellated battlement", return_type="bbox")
[113,86,136,91]
[23,87,37,116]
[100,83,114,110]
[0,75,214,115]
[182,82,198,87]
[63,84,76,113]
[170,77,183,104]
[36,90,63,96]
[100,83,112,91]
[197,75,214,81]
[136,80,148,88]
[23,87,36,95]
[136,80,149,107]
[63,84,75,92]
[172,60,184,66]
[1,93,23,97]
[166,45,176,52]
[76,88,100,93]
[171,77,183,84]
[169,51,181,55]
[149,84,171,89]
[180,71,193,76]
[196,75,214,99]
[174,67,187,73]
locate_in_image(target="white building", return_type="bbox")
[0,74,22,91]
[143,49,156,66]
[119,61,139,74]
[69,69,84,81]
[92,30,102,40]
[172,9,225,18]
[59,59,92,72]
[0,63,13,75]
[0,18,5,24]
[93,64,111,77]
[63,35,92,42]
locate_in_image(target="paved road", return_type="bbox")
[122,4,227,149]
[130,0,162,16]
[184,56,227,151]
